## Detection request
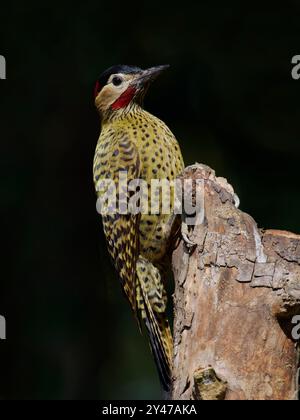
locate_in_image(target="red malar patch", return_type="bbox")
[111,86,136,110]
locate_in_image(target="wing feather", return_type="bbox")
[94,131,141,313]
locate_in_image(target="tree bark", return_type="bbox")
[172,164,300,400]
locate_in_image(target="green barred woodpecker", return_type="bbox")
[93,65,184,392]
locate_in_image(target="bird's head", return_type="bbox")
[94,64,169,118]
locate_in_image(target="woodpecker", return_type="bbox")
[93,64,184,392]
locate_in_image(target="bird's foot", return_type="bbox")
[181,221,196,251]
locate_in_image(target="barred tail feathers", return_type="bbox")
[136,257,173,392]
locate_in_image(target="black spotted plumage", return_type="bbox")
[93,65,184,393]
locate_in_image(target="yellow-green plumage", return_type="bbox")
[93,66,184,392]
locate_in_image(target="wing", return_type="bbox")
[94,131,141,313]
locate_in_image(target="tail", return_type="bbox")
[136,257,173,393]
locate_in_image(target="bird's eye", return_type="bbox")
[112,76,123,86]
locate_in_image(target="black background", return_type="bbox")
[0,1,299,399]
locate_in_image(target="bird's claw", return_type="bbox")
[181,221,196,250]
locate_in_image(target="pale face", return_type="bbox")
[94,65,169,117]
[95,73,137,113]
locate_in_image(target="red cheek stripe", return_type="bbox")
[111,86,136,110]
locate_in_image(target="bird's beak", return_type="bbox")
[133,65,170,88]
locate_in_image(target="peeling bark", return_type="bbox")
[172,164,300,400]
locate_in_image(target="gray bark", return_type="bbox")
[172,164,300,400]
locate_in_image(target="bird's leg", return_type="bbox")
[181,220,196,250]
[165,204,197,251]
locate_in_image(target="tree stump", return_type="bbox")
[172,164,300,400]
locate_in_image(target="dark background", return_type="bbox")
[0,1,299,399]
